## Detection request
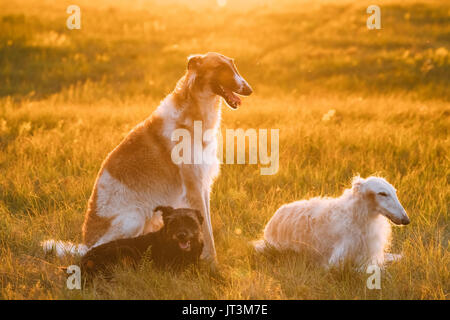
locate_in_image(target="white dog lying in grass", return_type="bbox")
[253,176,410,269]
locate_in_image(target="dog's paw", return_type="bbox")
[384,253,402,263]
[145,211,164,233]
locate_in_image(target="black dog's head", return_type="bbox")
[154,206,204,255]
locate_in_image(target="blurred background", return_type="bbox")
[1,0,449,102]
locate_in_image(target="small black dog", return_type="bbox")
[80,206,204,275]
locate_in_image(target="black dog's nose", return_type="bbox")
[176,231,187,240]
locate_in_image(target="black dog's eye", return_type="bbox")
[378,192,388,197]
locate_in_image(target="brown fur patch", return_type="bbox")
[103,115,182,191]
[82,183,112,247]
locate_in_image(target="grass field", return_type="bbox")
[0,0,448,299]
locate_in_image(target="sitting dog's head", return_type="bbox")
[154,206,204,254]
[186,52,253,109]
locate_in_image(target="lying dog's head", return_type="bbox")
[154,206,204,254]
[352,176,410,225]
[187,52,252,109]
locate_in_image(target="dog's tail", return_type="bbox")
[251,239,268,253]
[41,239,88,257]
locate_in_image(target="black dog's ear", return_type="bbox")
[154,206,174,224]
[154,206,174,214]
[193,209,203,225]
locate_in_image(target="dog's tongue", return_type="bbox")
[223,88,241,108]
[179,240,190,250]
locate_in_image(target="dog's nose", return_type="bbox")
[176,231,187,240]
[401,216,410,225]
[241,83,253,96]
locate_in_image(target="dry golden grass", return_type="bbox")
[0,0,448,299]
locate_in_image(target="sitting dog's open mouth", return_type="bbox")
[217,84,242,109]
[178,240,191,251]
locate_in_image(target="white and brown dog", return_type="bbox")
[43,52,252,264]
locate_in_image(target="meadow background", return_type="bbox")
[0,0,448,299]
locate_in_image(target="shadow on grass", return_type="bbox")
[0,13,170,101]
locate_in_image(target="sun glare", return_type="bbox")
[217,0,227,8]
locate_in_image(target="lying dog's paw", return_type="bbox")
[384,253,402,262]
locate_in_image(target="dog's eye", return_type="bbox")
[378,192,388,197]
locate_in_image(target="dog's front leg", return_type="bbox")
[181,167,217,265]
[187,188,217,264]
[202,189,216,260]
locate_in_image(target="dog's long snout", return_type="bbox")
[398,205,410,225]
[401,215,410,225]
[237,77,253,96]
[234,74,253,96]
[240,82,253,96]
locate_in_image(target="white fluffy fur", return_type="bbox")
[41,240,88,256]
[255,176,410,268]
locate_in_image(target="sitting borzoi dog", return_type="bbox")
[253,176,410,268]
[43,53,252,264]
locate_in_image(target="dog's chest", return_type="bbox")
[191,136,220,186]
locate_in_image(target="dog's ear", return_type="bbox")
[187,54,202,70]
[154,206,174,224]
[193,209,203,225]
[352,176,366,195]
